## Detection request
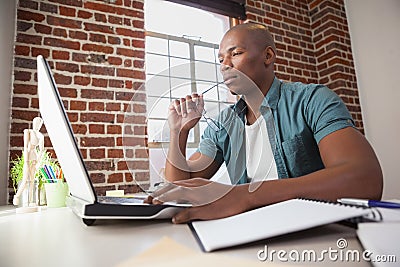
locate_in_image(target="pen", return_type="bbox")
[201,81,224,95]
[43,165,52,182]
[48,165,57,181]
[338,198,400,209]
[40,167,52,183]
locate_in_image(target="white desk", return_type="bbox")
[0,206,371,267]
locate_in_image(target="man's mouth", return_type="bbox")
[223,75,237,85]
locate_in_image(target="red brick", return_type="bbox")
[108,36,121,45]
[89,102,105,111]
[90,173,105,184]
[17,33,42,45]
[72,52,88,62]
[56,62,79,72]
[82,43,113,54]
[117,69,145,79]
[70,100,87,110]
[89,33,107,43]
[106,103,121,112]
[69,30,88,40]
[81,65,115,76]
[74,76,91,86]
[44,37,80,50]
[14,45,30,56]
[82,89,114,100]
[107,125,122,134]
[108,173,123,183]
[14,71,32,82]
[78,10,93,19]
[108,56,123,65]
[81,137,115,147]
[80,113,115,123]
[94,13,107,23]
[18,10,45,22]
[84,22,114,34]
[85,160,114,171]
[12,97,29,108]
[107,149,123,158]
[89,124,105,134]
[92,78,108,87]
[116,28,143,38]
[53,28,68,38]
[53,73,72,85]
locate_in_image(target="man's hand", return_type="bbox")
[168,94,204,133]
[145,178,249,224]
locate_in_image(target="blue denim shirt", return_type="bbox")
[197,77,355,184]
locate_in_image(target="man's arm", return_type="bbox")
[165,134,221,181]
[164,94,222,181]
[246,127,383,208]
[155,126,383,223]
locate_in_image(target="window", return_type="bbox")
[144,0,236,184]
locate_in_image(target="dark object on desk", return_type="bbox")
[37,55,189,226]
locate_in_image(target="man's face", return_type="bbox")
[218,29,267,95]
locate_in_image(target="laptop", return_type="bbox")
[37,55,188,225]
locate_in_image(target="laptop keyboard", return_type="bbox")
[97,196,145,205]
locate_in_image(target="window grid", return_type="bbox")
[146,31,235,148]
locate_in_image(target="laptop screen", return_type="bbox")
[37,55,96,203]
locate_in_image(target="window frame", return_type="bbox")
[146,31,238,149]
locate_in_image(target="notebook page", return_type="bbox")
[190,198,370,252]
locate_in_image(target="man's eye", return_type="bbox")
[232,51,242,56]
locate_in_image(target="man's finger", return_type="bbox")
[180,97,187,118]
[172,208,193,224]
[174,99,181,115]
[150,182,176,198]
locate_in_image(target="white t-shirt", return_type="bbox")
[245,115,278,183]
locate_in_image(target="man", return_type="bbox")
[147,23,383,224]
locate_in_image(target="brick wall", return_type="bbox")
[246,0,363,130]
[9,0,147,202]
[8,0,363,202]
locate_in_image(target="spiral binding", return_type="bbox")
[297,197,383,223]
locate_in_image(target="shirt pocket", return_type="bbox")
[281,135,311,177]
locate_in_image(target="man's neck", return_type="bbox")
[244,75,275,125]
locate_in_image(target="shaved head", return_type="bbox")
[225,23,276,54]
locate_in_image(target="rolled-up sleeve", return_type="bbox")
[305,85,356,144]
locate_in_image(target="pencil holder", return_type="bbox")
[44,182,69,208]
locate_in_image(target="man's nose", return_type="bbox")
[220,63,232,72]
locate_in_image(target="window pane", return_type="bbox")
[147,96,171,119]
[203,101,220,118]
[170,58,191,79]
[146,36,168,55]
[169,40,189,59]
[195,46,216,63]
[195,61,219,82]
[145,0,229,44]
[145,53,169,75]
[146,75,171,97]
[148,119,169,142]
[171,79,192,98]
[196,81,219,101]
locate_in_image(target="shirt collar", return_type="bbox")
[262,76,281,110]
[232,76,281,116]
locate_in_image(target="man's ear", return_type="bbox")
[264,46,276,65]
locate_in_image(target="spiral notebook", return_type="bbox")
[189,198,380,252]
